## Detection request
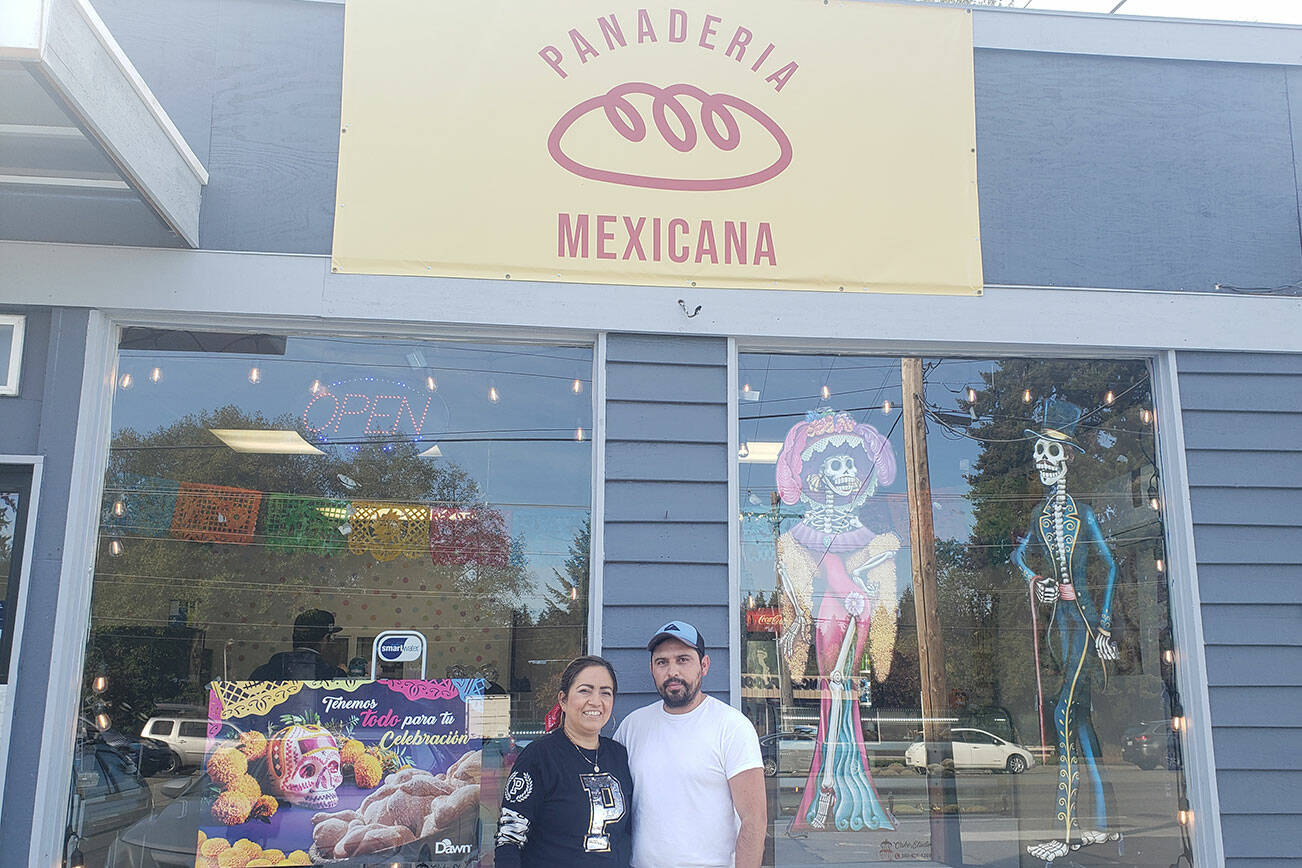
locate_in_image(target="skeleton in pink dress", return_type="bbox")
[776,409,899,832]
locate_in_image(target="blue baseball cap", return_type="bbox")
[647,620,706,656]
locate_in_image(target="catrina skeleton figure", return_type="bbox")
[776,409,899,832]
[1014,398,1121,863]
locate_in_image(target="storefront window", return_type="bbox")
[0,465,34,685]
[739,353,1192,867]
[67,331,592,867]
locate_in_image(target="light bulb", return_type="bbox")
[742,383,750,392]
[311,379,322,394]
[426,375,437,391]
[881,399,892,415]
[1163,649,1175,664]
[149,367,162,383]
[1177,808,1190,826]
[966,387,976,403]
[1171,715,1185,732]
[1155,557,1165,573]
[96,713,111,731]
[569,585,577,601]
[821,384,831,400]
[1150,497,1161,511]
[489,385,500,403]
[1141,408,1152,424]
[108,539,124,557]
[747,594,755,609]
[1022,388,1032,403]
[112,500,125,517]
[118,373,133,390]
[1104,389,1114,405]
[92,675,108,693]
[571,378,583,394]
[248,366,261,384]
[575,426,585,442]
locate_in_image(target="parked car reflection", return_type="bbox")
[759,726,817,777]
[107,772,208,868]
[80,718,178,778]
[65,738,153,867]
[903,727,1035,774]
[1122,720,1178,770]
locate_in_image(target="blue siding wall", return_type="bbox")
[84,0,1302,294]
[1177,351,1302,867]
[0,307,92,866]
[602,334,730,724]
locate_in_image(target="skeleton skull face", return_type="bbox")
[1034,437,1069,487]
[820,453,861,496]
[267,724,343,809]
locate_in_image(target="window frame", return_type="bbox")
[29,314,605,868]
[0,454,43,805]
[728,342,1223,867]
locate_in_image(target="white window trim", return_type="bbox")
[28,313,604,866]
[0,453,43,804]
[0,314,25,396]
[587,332,607,655]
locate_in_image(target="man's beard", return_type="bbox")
[657,677,700,708]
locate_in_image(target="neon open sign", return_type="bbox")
[302,378,434,443]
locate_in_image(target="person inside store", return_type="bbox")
[249,608,348,680]
[614,621,766,868]
[495,655,633,868]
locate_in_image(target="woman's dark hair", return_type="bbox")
[558,655,618,698]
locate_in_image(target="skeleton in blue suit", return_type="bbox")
[1014,400,1120,863]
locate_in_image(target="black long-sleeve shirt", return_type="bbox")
[494,731,633,868]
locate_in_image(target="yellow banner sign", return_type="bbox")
[333,0,982,294]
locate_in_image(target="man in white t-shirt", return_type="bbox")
[614,620,766,868]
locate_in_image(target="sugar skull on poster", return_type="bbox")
[197,679,486,866]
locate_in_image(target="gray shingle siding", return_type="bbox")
[1178,351,1302,866]
[603,334,730,724]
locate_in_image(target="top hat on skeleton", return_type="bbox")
[1025,396,1086,453]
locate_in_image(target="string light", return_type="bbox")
[1177,797,1191,827]
[488,383,500,403]
[575,426,585,442]
[1171,699,1185,733]
[571,378,583,394]
[747,594,755,609]
[881,399,892,414]
[426,376,438,391]
[108,539,124,557]
[248,367,261,384]
[966,387,976,403]
[118,373,133,390]
[1163,649,1175,664]
[149,367,162,383]
[1150,496,1161,511]
[92,675,108,693]
[1155,557,1165,573]
[1141,408,1152,424]
[1022,388,1032,403]
[569,585,578,601]
[821,384,831,400]
[96,713,111,731]
[112,500,126,517]
[311,380,322,394]
[1104,389,1115,405]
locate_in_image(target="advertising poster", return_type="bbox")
[197,680,486,866]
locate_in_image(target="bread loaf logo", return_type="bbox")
[540,10,798,193]
[548,82,792,191]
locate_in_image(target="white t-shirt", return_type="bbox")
[614,694,763,868]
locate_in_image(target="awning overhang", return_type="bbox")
[0,0,206,248]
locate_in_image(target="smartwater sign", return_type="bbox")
[372,630,428,677]
[333,0,982,294]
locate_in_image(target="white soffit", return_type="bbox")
[0,0,206,247]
